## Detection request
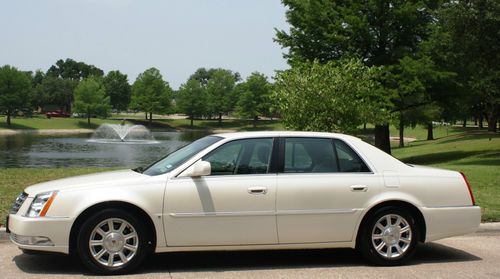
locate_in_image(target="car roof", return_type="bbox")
[212,131,360,141]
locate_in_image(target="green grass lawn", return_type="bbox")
[392,131,500,221]
[0,115,283,131]
[154,118,284,131]
[0,115,134,130]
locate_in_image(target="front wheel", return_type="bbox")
[358,206,419,265]
[76,209,149,274]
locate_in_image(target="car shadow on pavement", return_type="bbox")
[12,243,481,275]
[412,242,482,264]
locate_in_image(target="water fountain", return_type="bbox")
[89,123,158,144]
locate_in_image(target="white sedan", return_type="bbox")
[7,131,480,274]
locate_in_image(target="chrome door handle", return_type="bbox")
[248,187,268,195]
[350,185,368,192]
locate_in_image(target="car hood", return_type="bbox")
[24,169,149,196]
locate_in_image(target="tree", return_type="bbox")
[190,67,241,86]
[73,77,111,127]
[35,76,77,112]
[103,70,131,111]
[275,0,439,153]
[0,65,32,126]
[131,68,172,126]
[47,58,104,80]
[274,59,388,133]
[206,69,237,123]
[176,78,207,127]
[30,70,45,111]
[384,55,454,147]
[436,0,500,132]
[236,72,272,127]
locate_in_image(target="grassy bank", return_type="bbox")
[392,131,500,221]
[0,115,283,131]
[0,115,133,130]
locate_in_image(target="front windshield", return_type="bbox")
[142,136,223,176]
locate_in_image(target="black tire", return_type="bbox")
[357,206,419,266]
[76,208,150,275]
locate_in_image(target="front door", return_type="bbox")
[164,137,278,246]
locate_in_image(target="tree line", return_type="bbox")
[0,59,275,127]
[1,0,498,154]
[273,0,499,153]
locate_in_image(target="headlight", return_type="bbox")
[26,191,58,217]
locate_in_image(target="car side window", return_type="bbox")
[333,139,371,172]
[284,138,339,173]
[203,138,273,175]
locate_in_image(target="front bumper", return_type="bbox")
[8,214,73,254]
[422,205,481,242]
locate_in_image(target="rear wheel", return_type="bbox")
[358,206,418,265]
[76,209,149,274]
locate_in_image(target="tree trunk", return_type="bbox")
[218,113,222,125]
[87,110,91,127]
[190,116,194,127]
[6,110,11,126]
[462,117,467,127]
[253,115,258,128]
[427,122,434,140]
[488,115,497,132]
[479,114,484,129]
[363,122,367,133]
[399,118,404,148]
[374,124,391,154]
[149,112,153,127]
[145,112,148,120]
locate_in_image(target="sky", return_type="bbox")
[0,0,290,89]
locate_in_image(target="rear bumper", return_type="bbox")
[8,214,72,254]
[422,205,481,242]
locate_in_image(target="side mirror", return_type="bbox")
[179,160,211,177]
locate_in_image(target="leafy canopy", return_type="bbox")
[0,65,32,124]
[131,68,172,115]
[103,70,131,111]
[206,69,237,119]
[176,78,207,121]
[73,77,111,118]
[235,72,272,120]
[47,58,104,80]
[274,59,388,133]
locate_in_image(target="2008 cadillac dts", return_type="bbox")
[8,131,480,274]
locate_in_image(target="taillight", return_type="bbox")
[460,172,475,206]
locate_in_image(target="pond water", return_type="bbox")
[0,131,210,169]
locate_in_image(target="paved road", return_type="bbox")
[1,225,499,279]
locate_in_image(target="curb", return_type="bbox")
[0,227,8,242]
[1,223,500,243]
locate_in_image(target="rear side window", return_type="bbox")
[284,138,338,173]
[333,139,371,172]
[282,137,371,173]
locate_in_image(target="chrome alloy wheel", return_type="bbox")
[89,218,139,267]
[371,214,412,259]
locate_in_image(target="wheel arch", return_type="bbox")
[68,201,157,254]
[355,200,426,247]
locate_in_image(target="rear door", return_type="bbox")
[276,137,382,243]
